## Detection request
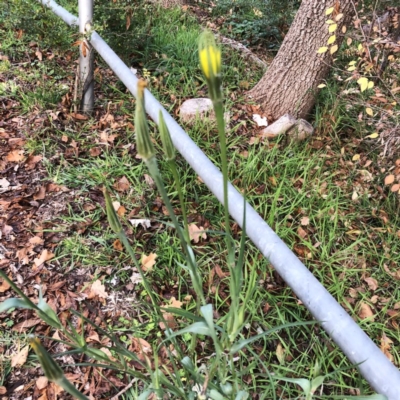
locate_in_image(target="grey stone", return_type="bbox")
[288,119,314,142]
[261,114,296,138]
[180,98,215,123]
[261,114,314,142]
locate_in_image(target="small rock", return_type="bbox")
[261,114,313,142]
[180,98,214,123]
[261,114,296,138]
[287,119,314,141]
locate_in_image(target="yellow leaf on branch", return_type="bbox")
[328,24,337,33]
[327,35,336,45]
[325,7,334,15]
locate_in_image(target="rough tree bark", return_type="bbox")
[248,0,355,120]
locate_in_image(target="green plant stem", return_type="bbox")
[146,156,206,306]
[213,99,234,269]
[168,160,190,242]
[118,233,159,310]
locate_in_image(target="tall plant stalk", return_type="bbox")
[158,110,190,242]
[135,81,205,307]
[198,31,234,269]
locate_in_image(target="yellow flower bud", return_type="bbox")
[199,46,221,80]
[198,31,222,102]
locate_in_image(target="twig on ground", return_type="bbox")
[110,378,138,400]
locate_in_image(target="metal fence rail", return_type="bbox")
[36,1,400,398]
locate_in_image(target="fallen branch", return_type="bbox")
[214,33,268,69]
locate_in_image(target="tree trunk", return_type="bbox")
[248,0,355,120]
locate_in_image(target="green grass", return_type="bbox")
[1,0,400,398]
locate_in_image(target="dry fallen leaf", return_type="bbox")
[113,176,130,192]
[70,113,88,121]
[117,205,126,216]
[384,174,395,185]
[33,249,55,267]
[33,186,46,201]
[11,346,29,367]
[169,297,183,309]
[16,248,29,265]
[113,239,123,251]
[131,337,152,355]
[358,302,375,321]
[30,236,44,245]
[144,174,155,187]
[276,343,285,364]
[300,216,310,226]
[380,332,394,361]
[364,277,378,291]
[100,347,117,362]
[36,376,49,390]
[12,318,41,332]
[89,147,102,156]
[25,154,42,170]
[159,312,178,330]
[35,49,43,61]
[297,226,308,239]
[89,279,108,299]
[391,184,400,193]
[0,275,11,293]
[141,253,157,271]
[188,223,207,243]
[6,150,25,162]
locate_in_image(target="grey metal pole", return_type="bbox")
[38,0,78,26]
[35,2,400,399]
[78,0,94,114]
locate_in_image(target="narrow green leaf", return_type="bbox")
[274,376,311,395]
[38,297,62,329]
[166,321,211,338]
[235,391,249,400]
[103,188,123,234]
[160,307,203,322]
[311,375,326,392]
[230,321,317,353]
[135,80,155,160]
[158,110,175,161]
[329,395,387,400]
[208,389,226,400]
[138,389,153,400]
[0,298,34,313]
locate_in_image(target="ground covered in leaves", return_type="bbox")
[1,1,400,399]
